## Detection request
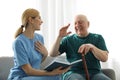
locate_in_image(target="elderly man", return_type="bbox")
[50,14,111,80]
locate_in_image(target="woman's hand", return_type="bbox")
[49,66,71,75]
[58,24,72,38]
[35,41,48,57]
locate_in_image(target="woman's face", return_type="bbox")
[32,16,43,30]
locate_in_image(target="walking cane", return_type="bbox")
[81,53,90,80]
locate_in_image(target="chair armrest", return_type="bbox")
[102,69,116,80]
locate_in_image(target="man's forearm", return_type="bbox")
[50,36,63,57]
[90,46,108,62]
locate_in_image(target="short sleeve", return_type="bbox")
[97,35,108,51]
[59,37,68,54]
[13,40,29,67]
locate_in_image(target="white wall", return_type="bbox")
[0,0,120,79]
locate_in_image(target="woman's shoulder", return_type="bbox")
[13,34,26,45]
[14,34,24,41]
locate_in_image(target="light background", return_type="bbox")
[0,0,120,79]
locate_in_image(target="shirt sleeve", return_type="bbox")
[59,37,68,54]
[13,39,29,67]
[97,35,109,52]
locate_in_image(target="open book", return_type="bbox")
[44,57,82,71]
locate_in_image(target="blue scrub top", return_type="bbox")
[8,33,44,79]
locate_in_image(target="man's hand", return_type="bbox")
[58,24,72,38]
[78,44,94,55]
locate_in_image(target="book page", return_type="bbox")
[43,56,82,71]
[52,56,70,65]
[43,56,69,69]
[71,59,82,65]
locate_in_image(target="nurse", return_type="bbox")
[7,8,69,80]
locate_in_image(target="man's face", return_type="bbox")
[74,15,89,35]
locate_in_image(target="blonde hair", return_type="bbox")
[14,8,40,38]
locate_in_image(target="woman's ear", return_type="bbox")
[28,17,34,23]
